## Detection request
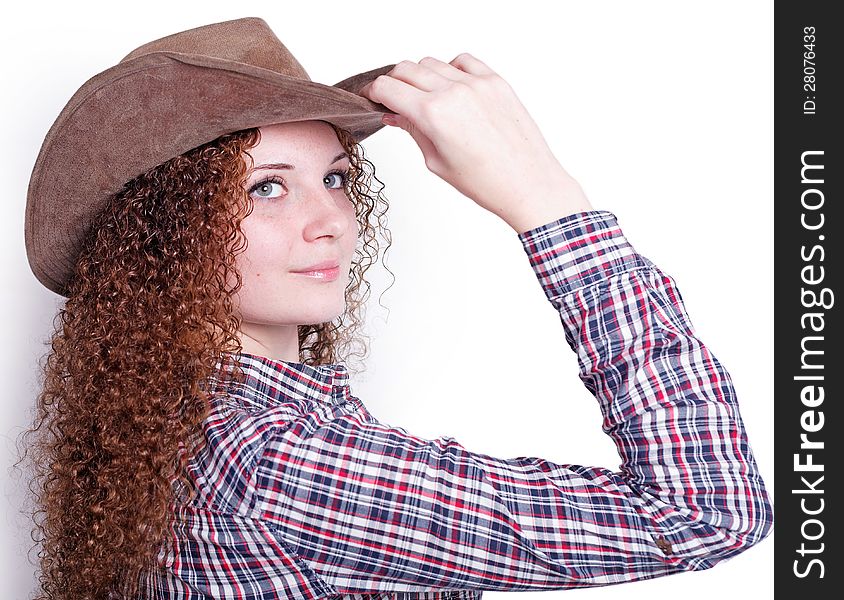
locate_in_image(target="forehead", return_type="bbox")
[250,121,344,163]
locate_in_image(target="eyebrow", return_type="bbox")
[249,152,348,174]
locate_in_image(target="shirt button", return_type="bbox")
[343,401,356,411]
[655,536,673,555]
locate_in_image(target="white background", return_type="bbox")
[1,1,773,598]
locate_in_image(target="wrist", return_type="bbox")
[502,177,594,235]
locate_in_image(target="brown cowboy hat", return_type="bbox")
[25,16,395,298]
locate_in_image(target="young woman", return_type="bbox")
[21,17,772,600]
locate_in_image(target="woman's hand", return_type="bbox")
[358,53,593,234]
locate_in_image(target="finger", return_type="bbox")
[449,52,497,76]
[359,74,425,120]
[417,56,472,81]
[386,60,454,92]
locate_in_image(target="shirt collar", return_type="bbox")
[216,350,350,406]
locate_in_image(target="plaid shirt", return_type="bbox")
[139,210,773,599]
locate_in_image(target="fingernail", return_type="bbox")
[382,114,398,126]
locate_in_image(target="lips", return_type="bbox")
[291,260,340,273]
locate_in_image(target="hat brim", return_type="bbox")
[25,51,395,297]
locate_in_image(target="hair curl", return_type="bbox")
[17,122,394,599]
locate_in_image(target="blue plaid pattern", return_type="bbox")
[138,210,773,598]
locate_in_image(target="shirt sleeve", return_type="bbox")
[246,209,774,596]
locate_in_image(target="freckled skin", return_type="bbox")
[232,121,358,362]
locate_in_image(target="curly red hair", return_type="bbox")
[17,122,393,599]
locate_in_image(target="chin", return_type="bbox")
[296,302,346,326]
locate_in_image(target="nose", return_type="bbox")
[300,184,350,241]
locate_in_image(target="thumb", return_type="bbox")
[383,113,439,169]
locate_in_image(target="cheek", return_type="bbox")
[237,219,295,283]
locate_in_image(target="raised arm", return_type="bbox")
[243,209,772,596]
[515,209,773,568]
[213,54,775,597]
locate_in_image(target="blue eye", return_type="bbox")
[250,176,284,199]
[248,170,349,201]
[325,170,349,189]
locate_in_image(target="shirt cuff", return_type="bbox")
[517,210,652,298]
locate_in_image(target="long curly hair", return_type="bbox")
[17,122,393,599]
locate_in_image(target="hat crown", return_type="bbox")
[120,17,311,81]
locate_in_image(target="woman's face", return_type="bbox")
[232,120,357,358]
